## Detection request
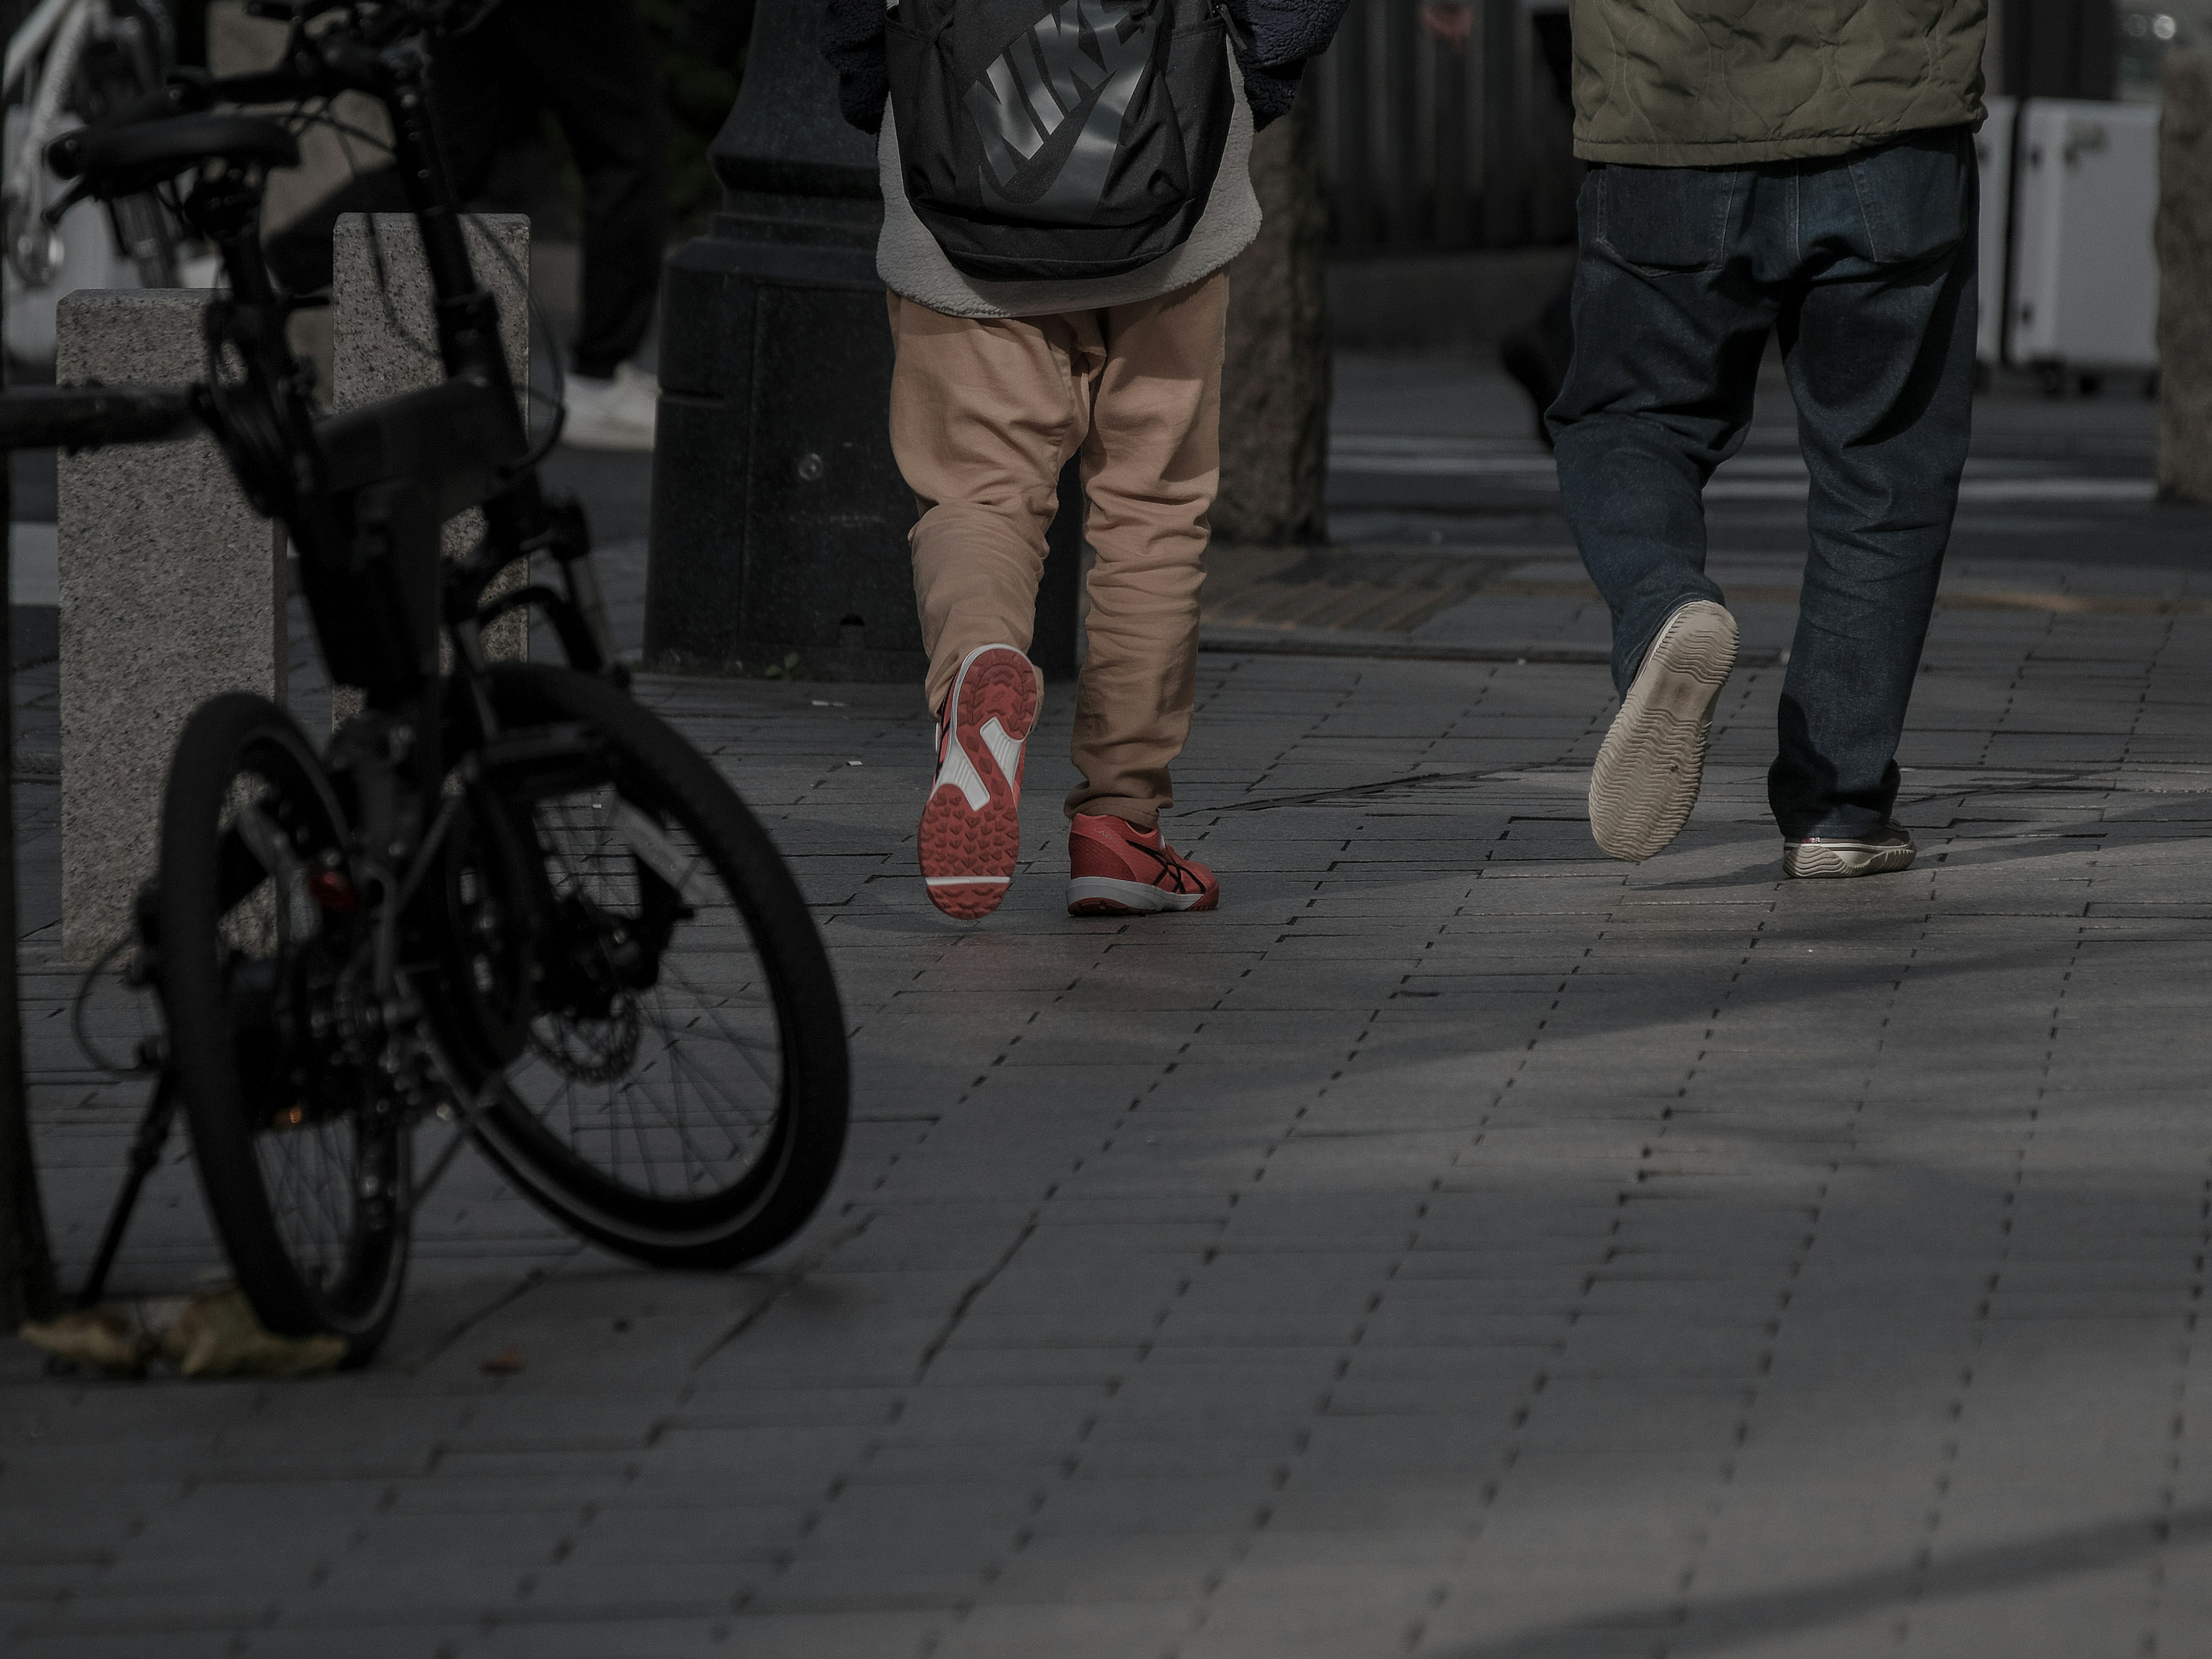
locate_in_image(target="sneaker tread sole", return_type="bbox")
[1066,874,1218,916]
[1783,842,1917,879]
[919,648,1039,920]
[1588,601,1738,863]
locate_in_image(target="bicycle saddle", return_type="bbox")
[47,114,300,198]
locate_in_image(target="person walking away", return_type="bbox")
[1553,0,1985,877]
[824,0,1350,919]
[264,0,669,451]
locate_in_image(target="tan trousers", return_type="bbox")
[886,271,1228,829]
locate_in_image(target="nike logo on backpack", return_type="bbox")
[965,0,1154,222]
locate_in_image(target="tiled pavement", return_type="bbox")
[9,368,2212,1656]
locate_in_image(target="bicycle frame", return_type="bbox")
[11,0,632,1109]
[9,2,855,1340]
[150,7,622,799]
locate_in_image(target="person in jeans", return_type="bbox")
[263,0,668,451]
[1553,0,1986,877]
[825,0,1346,921]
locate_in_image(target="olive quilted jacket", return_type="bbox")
[1568,0,1989,165]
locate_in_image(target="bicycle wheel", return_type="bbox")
[443,664,850,1270]
[154,693,407,1361]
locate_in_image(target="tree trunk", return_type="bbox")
[2159,52,2212,504]
[1213,93,1330,546]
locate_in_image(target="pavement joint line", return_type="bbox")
[687,1215,880,1374]
[1200,759,2212,820]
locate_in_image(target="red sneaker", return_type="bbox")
[918,643,1041,920]
[1066,813,1219,915]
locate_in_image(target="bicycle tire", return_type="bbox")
[446,665,850,1270]
[155,692,407,1361]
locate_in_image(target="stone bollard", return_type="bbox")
[331,211,531,697]
[2158,52,2212,503]
[58,292,283,963]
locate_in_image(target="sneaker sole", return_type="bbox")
[1588,600,1738,863]
[1783,841,1918,879]
[1066,875,1219,916]
[919,645,1040,920]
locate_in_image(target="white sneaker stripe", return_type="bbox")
[925,874,1010,887]
[979,715,1025,791]
[934,739,991,813]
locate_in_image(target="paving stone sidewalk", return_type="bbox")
[8,374,2212,1657]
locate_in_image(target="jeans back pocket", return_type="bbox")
[1844,127,1974,267]
[1596,164,1737,275]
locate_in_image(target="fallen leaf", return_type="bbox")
[480,1345,526,1376]
[20,1305,150,1379]
[160,1290,344,1379]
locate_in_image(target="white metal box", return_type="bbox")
[2006,98,2160,372]
[1974,96,2014,365]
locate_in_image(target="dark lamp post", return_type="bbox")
[644,0,924,681]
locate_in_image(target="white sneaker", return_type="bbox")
[1783,821,1917,878]
[1587,599,1738,863]
[562,362,658,452]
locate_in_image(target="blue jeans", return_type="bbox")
[1550,129,1978,838]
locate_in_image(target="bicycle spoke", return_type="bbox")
[657,959,783,1095]
[487,772,793,1205]
[645,996,776,1137]
[637,1024,745,1184]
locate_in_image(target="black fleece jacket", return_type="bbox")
[820,0,1348,136]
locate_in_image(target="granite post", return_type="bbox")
[331,211,531,684]
[2158,52,2212,504]
[58,292,283,963]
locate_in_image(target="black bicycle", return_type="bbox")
[2,0,850,1364]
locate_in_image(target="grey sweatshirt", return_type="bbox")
[875,46,1260,319]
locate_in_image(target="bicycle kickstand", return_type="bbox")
[76,1066,179,1310]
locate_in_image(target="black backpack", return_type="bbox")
[886,0,1237,282]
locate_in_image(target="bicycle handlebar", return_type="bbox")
[0,385,202,453]
[49,1,451,178]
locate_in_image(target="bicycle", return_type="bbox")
[5,0,185,290]
[1,0,851,1365]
